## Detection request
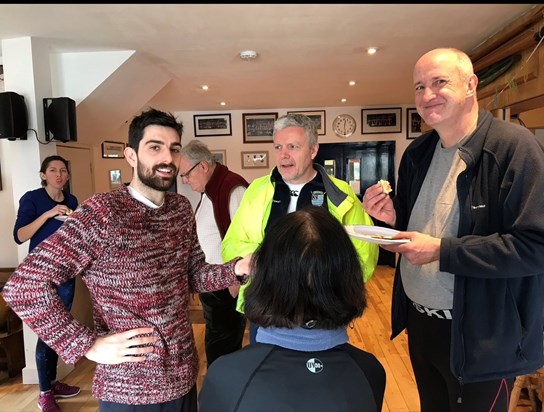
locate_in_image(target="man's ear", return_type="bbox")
[124,146,137,168]
[311,143,319,160]
[467,74,478,97]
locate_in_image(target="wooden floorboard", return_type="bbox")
[0,265,535,411]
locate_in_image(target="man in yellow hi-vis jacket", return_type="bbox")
[222,113,378,343]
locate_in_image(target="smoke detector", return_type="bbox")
[239,50,258,60]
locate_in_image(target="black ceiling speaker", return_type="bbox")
[0,91,28,140]
[43,97,77,143]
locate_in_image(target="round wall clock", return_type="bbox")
[332,114,356,138]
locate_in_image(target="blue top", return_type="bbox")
[13,187,78,252]
[256,326,349,352]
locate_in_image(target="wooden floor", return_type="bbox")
[0,265,535,411]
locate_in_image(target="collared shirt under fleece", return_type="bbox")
[222,163,379,313]
[2,185,244,405]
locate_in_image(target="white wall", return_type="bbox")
[0,37,57,268]
[51,50,135,105]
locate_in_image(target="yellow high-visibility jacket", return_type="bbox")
[222,164,379,313]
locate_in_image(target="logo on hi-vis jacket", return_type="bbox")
[306,358,324,373]
[311,191,325,207]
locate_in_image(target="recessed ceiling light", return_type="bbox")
[349,81,356,86]
[220,102,226,106]
[341,98,347,103]
[239,50,258,60]
[367,47,378,55]
[201,85,209,91]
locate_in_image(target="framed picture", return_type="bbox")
[287,110,326,135]
[361,107,402,134]
[406,108,424,139]
[241,150,269,169]
[109,169,122,189]
[102,141,125,158]
[211,149,226,164]
[193,113,232,137]
[242,112,278,143]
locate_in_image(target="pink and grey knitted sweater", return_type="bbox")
[2,185,241,405]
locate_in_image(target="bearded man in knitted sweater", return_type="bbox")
[2,108,252,412]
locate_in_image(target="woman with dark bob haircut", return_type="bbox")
[199,206,385,412]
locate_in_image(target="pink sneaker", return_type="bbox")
[51,381,81,398]
[37,392,60,412]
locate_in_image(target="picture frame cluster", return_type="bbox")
[192,107,426,169]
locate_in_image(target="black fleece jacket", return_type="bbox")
[391,109,544,383]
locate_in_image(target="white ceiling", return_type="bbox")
[0,4,538,112]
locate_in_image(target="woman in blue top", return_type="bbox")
[13,155,81,412]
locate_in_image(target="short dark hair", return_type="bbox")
[40,155,69,187]
[244,206,366,329]
[128,107,183,152]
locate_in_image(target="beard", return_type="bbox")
[137,161,177,192]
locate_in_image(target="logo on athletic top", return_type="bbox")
[290,190,299,197]
[306,358,324,373]
[311,191,325,207]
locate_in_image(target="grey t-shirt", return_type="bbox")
[400,139,467,309]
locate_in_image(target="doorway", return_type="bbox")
[315,140,397,267]
[315,140,396,198]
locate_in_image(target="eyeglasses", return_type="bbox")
[179,161,201,178]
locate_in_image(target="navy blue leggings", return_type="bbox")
[36,278,76,392]
[406,302,513,412]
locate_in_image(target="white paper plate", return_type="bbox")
[345,225,410,245]
[54,215,69,222]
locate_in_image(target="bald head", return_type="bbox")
[412,48,479,143]
[415,48,475,82]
